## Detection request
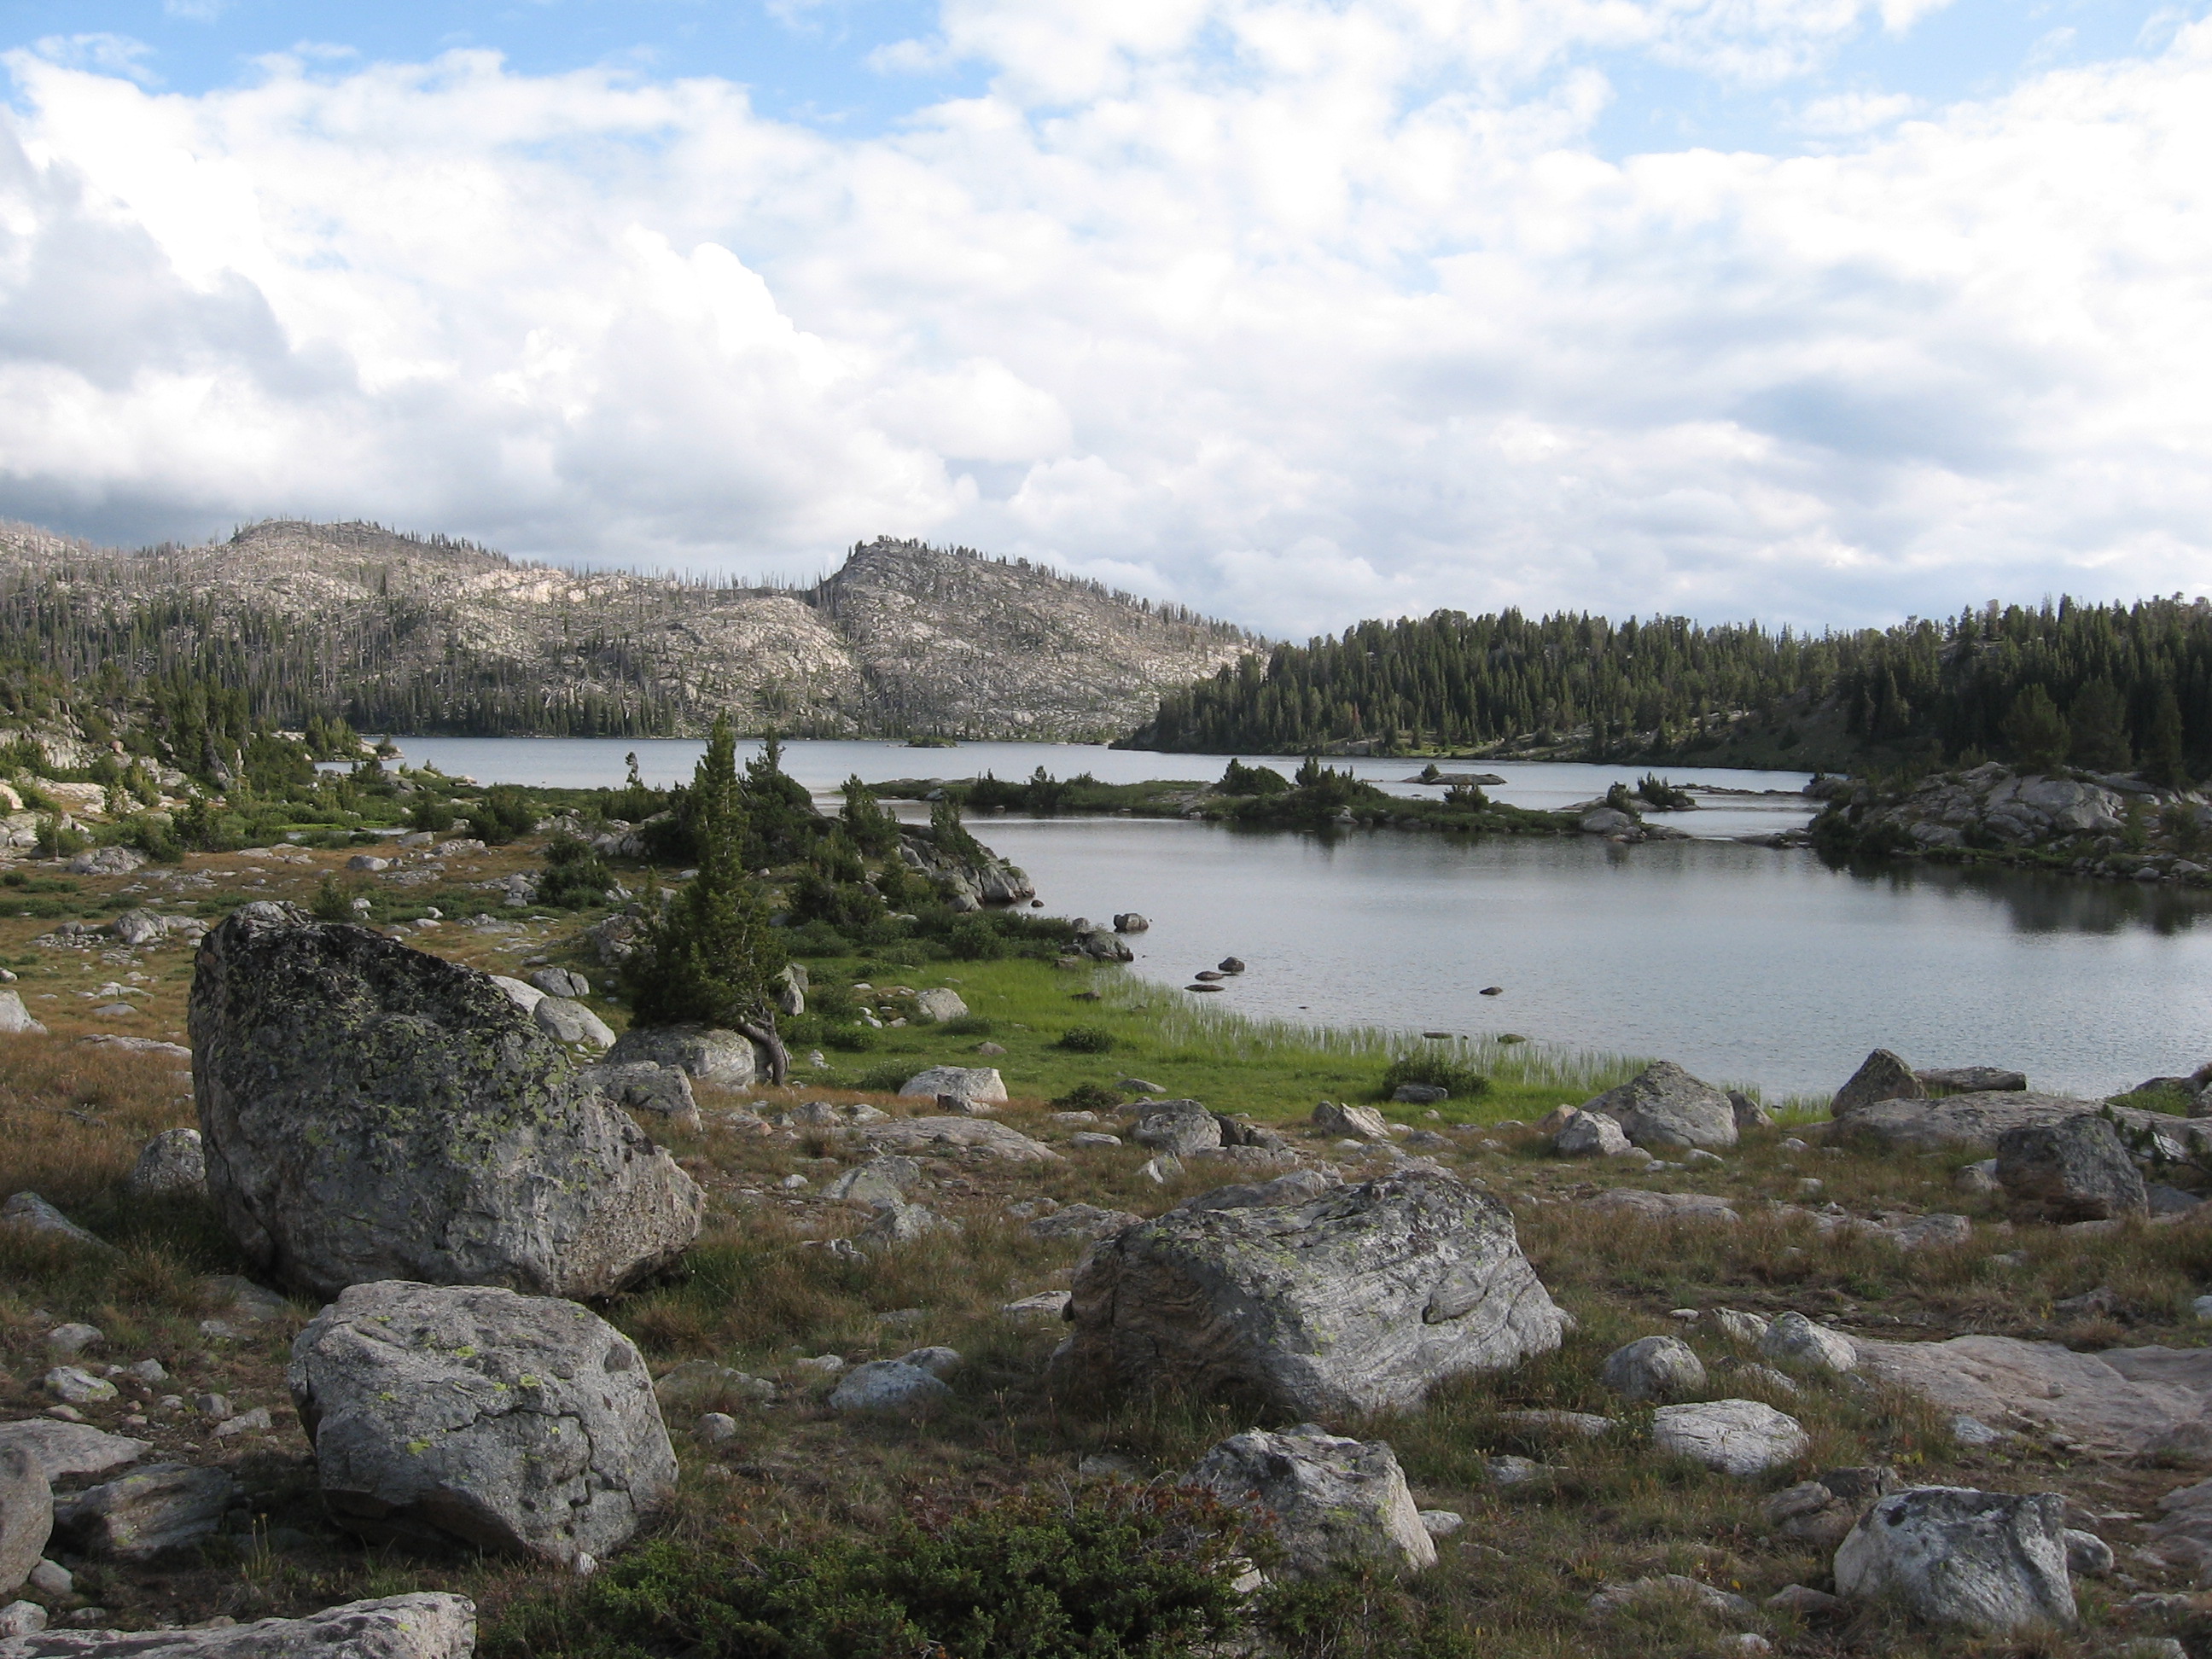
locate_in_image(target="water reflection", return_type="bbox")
[1823,853,2212,937]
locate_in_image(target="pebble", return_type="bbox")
[199,1318,243,1342]
[1778,1138,1808,1152]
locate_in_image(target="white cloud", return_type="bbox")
[0,9,2206,638]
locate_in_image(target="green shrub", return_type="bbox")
[487,1485,1263,1659]
[407,796,457,834]
[465,784,537,846]
[1379,1054,1488,1100]
[2110,1082,2196,1117]
[310,874,358,923]
[947,917,1005,961]
[32,816,87,859]
[1056,1026,1115,1054]
[854,1060,913,1091]
[535,835,616,910]
[941,1013,995,1037]
[1052,1081,1126,1111]
[825,1027,879,1053]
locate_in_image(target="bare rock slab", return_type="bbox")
[1835,1487,2075,1634]
[859,1116,1061,1163]
[1189,1427,1435,1575]
[288,1281,678,1565]
[0,1593,475,1658]
[1051,1169,1566,1417]
[1651,1399,1807,1477]
[189,903,701,1299]
[1578,1062,1736,1150]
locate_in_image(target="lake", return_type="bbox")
[372,736,2212,1099]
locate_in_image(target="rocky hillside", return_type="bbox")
[0,521,1254,741]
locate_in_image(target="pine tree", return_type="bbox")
[2067,679,2131,771]
[2000,685,2069,774]
[623,714,792,1082]
[2145,688,2190,789]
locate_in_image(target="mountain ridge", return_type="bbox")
[0,520,1257,742]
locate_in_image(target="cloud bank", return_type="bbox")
[0,2,2209,637]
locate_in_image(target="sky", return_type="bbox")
[0,1,2206,639]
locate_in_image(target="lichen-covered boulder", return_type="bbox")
[1189,1427,1435,1575]
[189,903,701,1300]
[1996,1115,2148,1223]
[1835,1487,2075,1633]
[1131,1100,1225,1158]
[1579,1062,1736,1150]
[1050,1169,1565,1417]
[1831,1050,1926,1119]
[127,1129,206,1197]
[288,1281,678,1565]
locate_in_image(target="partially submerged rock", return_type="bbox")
[288,1280,678,1564]
[1051,1169,1565,1417]
[1189,1426,1435,1575]
[1835,1487,2075,1634]
[189,904,701,1299]
[1578,1062,1736,1150]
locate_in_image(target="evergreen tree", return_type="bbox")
[2068,679,2132,771]
[2001,685,2069,773]
[839,775,901,857]
[2145,688,2191,789]
[623,715,791,1082]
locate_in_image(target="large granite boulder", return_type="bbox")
[0,1423,147,1481]
[1131,1100,1225,1158]
[1189,1427,1435,1575]
[1650,1400,1807,1476]
[602,1023,758,1088]
[0,1446,49,1597]
[1995,1115,2147,1222]
[898,1066,1008,1104]
[288,1281,678,1565]
[189,904,701,1299]
[1831,1049,1925,1119]
[1050,1169,1565,1417]
[1835,1487,2075,1634]
[0,1594,475,1658]
[1579,1062,1735,1150]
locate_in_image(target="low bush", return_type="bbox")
[1052,1081,1126,1111]
[465,784,538,846]
[1379,1054,1489,1100]
[487,1485,1265,1659]
[941,1013,996,1037]
[535,835,618,910]
[947,917,1006,961]
[1057,1026,1116,1054]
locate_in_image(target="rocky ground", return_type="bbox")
[3,851,2212,1656]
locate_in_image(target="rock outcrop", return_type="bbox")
[1051,1169,1565,1416]
[189,904,701,1300]
[1835,1487,2075,1634]
[1577,1062,1736,1150]
[1189,1427,1435,1575]
[0,1593,476,1658]
[288,1281,678,1565]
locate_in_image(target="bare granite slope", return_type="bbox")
[0,521,1254,739]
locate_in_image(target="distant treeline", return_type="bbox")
[1123,597,2212,777]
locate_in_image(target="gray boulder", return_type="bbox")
[913,988,968,1022]
[1761,1312,1857,1376]
[1599,1336,1707,1402]
[530,968,589,999]
[1728,1090,1773,1132]
[1027,1203,1139,1243]
[533,997,615,1049]
[1554,1109,1632,1156]
[189,904,701,1299]
[1113,913,1150,933]
[1996,1115,2147,1222]
[1834,1487,2075,1633]
[1580,1062,1736,1150]
[1831,1049,1926,1119]
[0,1447,49,1598]
[603,1023,758,1088]
[52,1464,235,1561]
[1051,1169,1566,1417]
[898,1067,1008,1104]
[1172,1169,1338,1215]
[288,1280,678,1565]
[1651,1399,1807,1476]
[860,1116,1059,1163]
[1190,1426,1435,1576]
[822,1156,922,1210]
[0,1423,147,1481]
[0,992,45,1037]
[1767,1467,1902,1551]
[127,1128,207,1197]
[1918,1066,2029,1094]
[1392,1085,1449,1105]
[1312,1101,1391,1140]
[826,1360,952,1414]
[579,1062,700,1129]
[1132,1100,1224,1159]
[0,1594,475,1658]
[1,1193,114,1255]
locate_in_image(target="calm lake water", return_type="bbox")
[374,736,2212,1099]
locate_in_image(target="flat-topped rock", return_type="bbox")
[859,1116,1061,1162]
[1848,1334,2212,1458]
[1832,1091,2199,1155]
[897,1067,1008,1104]
[0,1593,475,1658]
[0,1423,148,1481]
